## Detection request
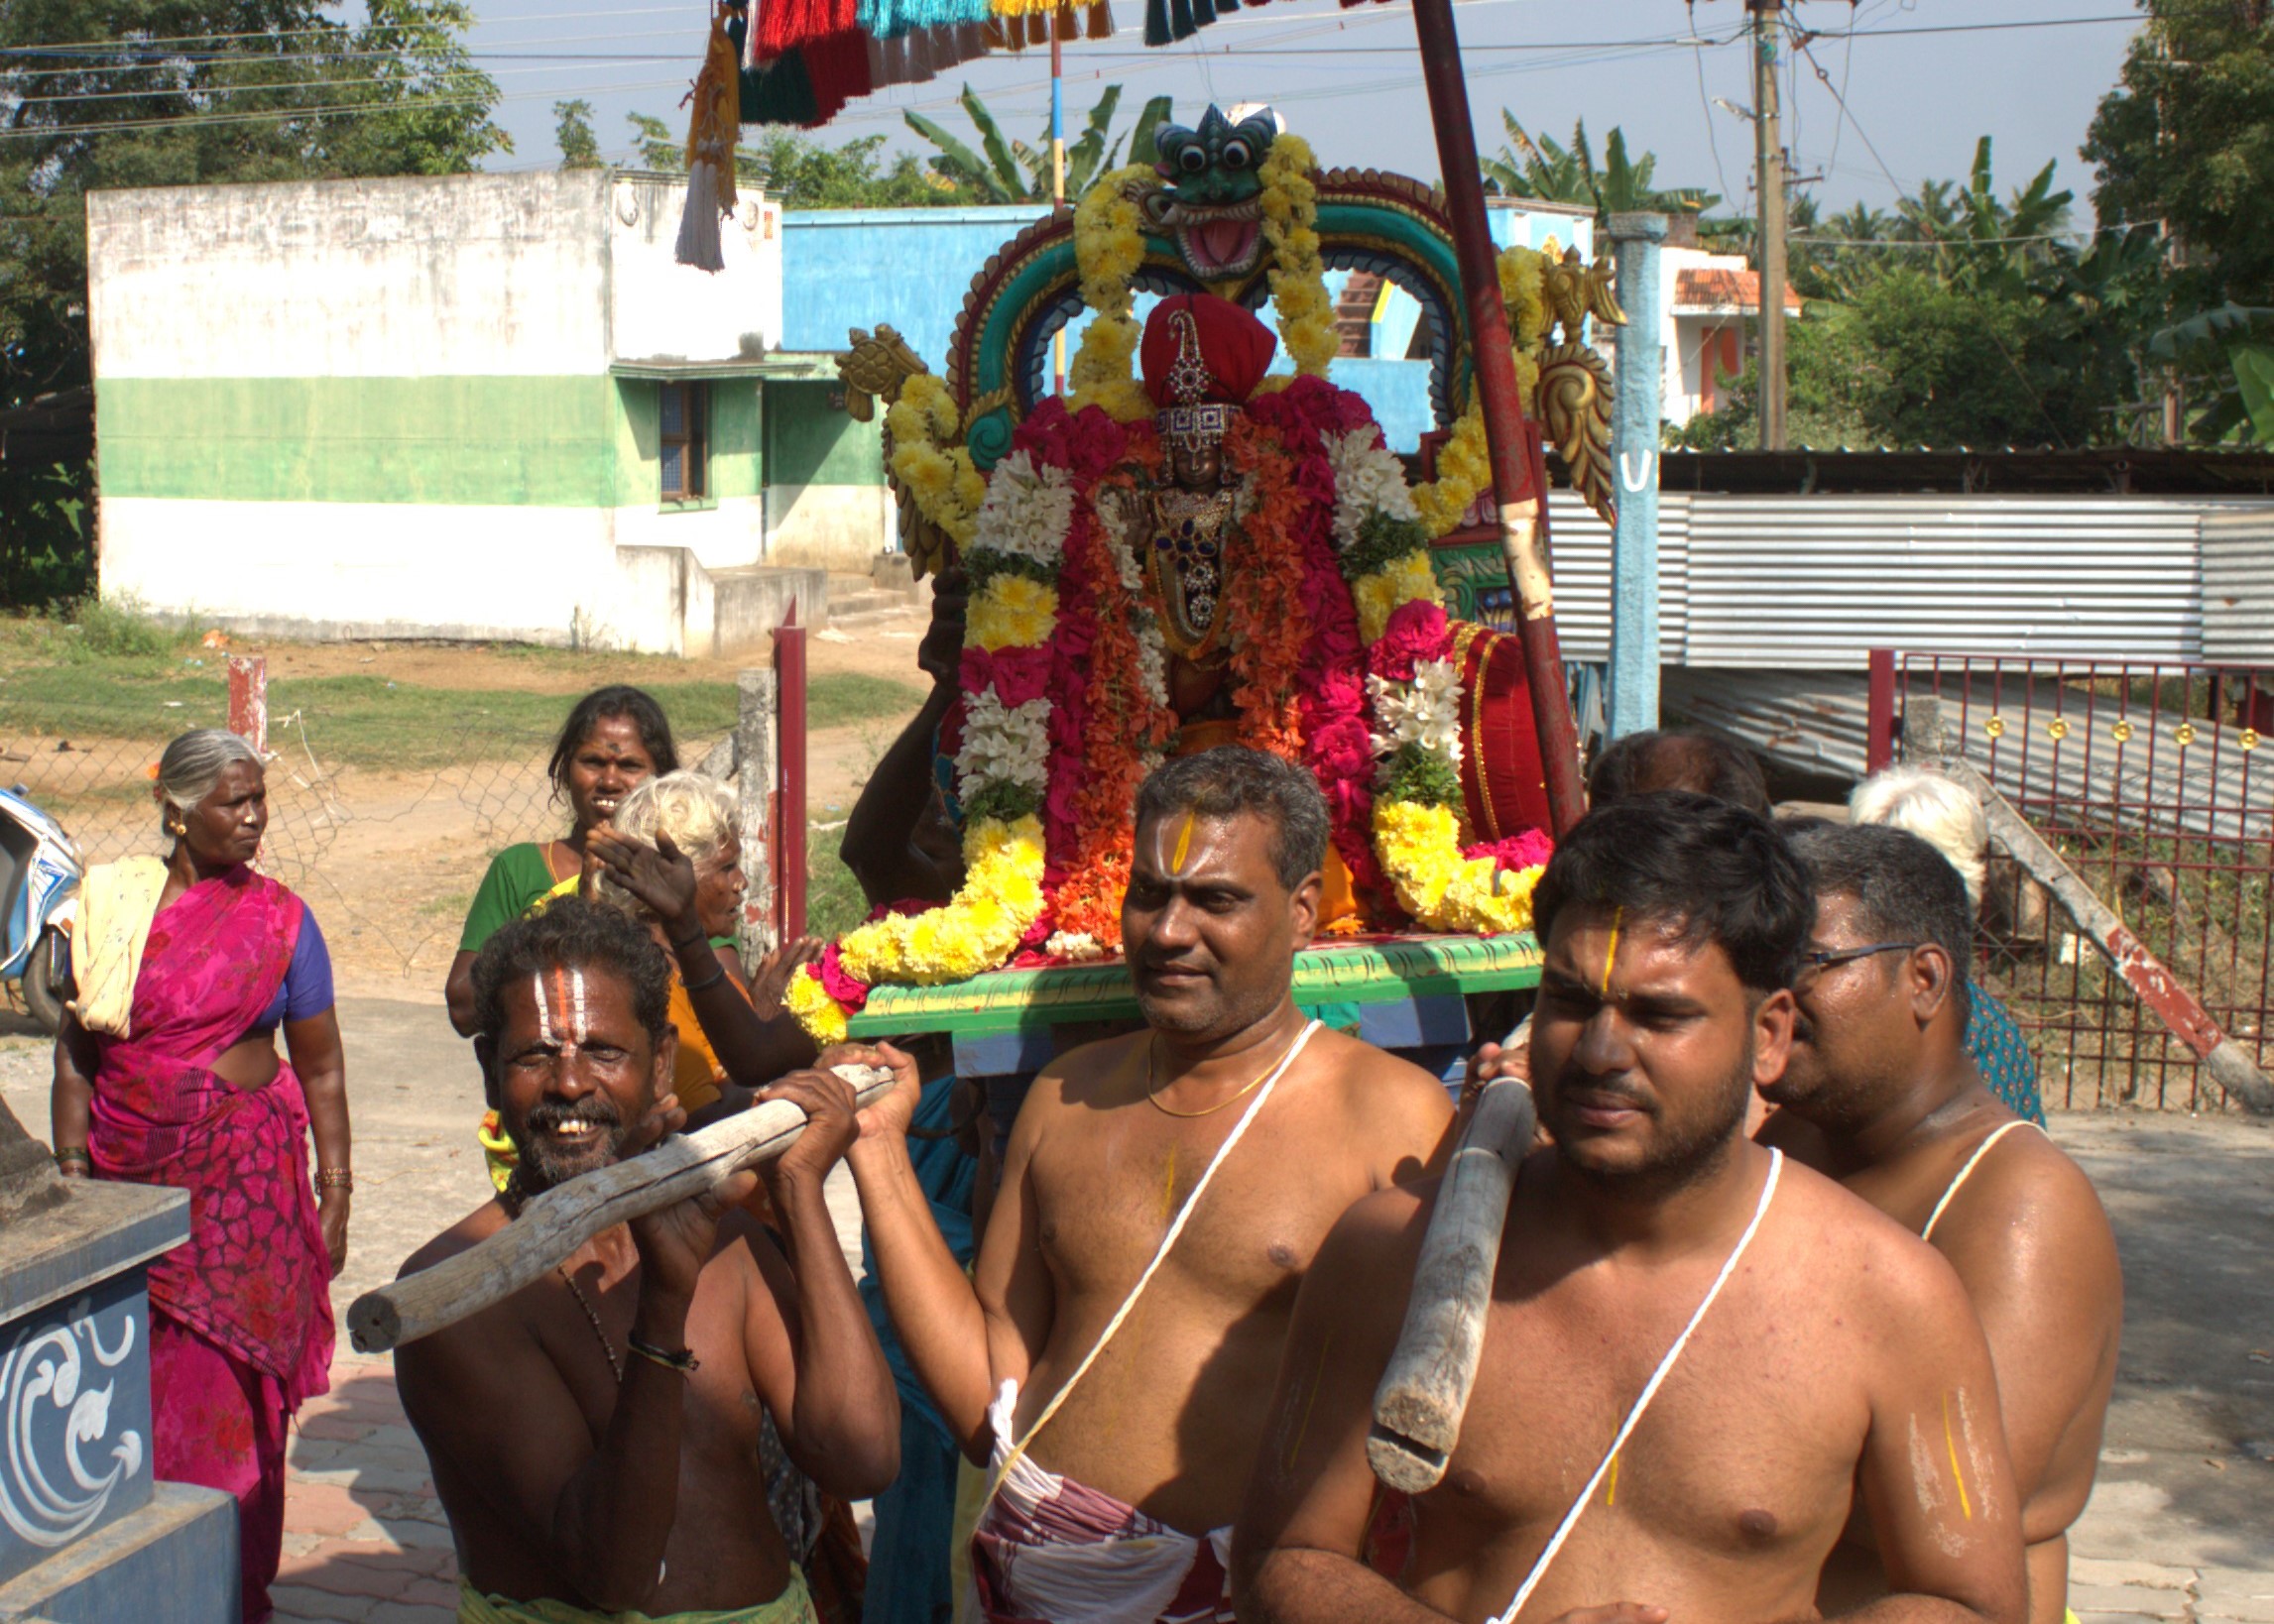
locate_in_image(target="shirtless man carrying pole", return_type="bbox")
[843,747,1456,1621]
[1764,823,2121,1624]
[395,901,900,1624]
[1236,792,2028,1624]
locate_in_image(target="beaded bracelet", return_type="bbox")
[314,1168,355,1193]
[55,1146,92,1173]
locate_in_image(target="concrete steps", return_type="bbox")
[825,558,924,629]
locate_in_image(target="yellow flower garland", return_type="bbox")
[1257,134,1337,378]
[1410,244,1552,538]
[1069,165,1155,424]
[887,374,986,546]
[1373,800,1544,935]
[785,813,1050,1043]
[968,575,1059,650]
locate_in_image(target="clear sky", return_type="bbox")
[470,0,2141,224]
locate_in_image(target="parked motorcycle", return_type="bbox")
[0,784,81,1034]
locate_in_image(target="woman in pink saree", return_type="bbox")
[51,729,352,1624]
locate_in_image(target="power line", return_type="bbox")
[0,5,691,58]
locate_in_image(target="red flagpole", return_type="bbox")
[1409,0,1588,835]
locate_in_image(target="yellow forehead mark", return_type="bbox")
[1600,905,1623,997]
[1170,810,1197,874]
[1942,1392,1973,1521]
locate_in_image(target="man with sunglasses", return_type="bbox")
[1762,823,2121,1624]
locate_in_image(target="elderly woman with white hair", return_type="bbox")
[1850,763,2046,1123]
[49,728,350,1624]
[585,769,821,1129]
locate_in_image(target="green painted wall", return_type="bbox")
[100,376,621,507]
[99,374,770,509]
[765,381,884,488]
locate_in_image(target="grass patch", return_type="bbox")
[804,823,869,941]
[0,665,924,770]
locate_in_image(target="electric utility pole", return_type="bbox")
[1750,0,1788,449]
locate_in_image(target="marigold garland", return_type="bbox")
[1410,244,1552,539]
[1217,415,1313,760]
[1256,134,1337,378]
[1068,165,1155,424]
[888,374,987,547]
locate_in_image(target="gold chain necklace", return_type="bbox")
[1145,1029,1300,1119]
[557,1264,624,1384]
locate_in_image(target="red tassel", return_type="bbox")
[1087,0,1114,38]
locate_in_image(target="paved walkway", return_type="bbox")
[3,999,2270,1623]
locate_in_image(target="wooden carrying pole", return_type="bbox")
[347,1069,898,1353]
[1370,1075,1537,1490]
[1408,0,1587,835]
[1938,758,2274,1117]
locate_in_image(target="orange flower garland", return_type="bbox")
[1218,415,1313,762]
[1052,453,1177,947]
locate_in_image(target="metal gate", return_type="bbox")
[1885,653,2274,1111]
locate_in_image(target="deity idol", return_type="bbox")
[787,112,1600,1041]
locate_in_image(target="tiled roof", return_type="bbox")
[1673,267,1803,314]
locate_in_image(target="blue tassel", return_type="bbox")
[1168,0,1194,38]
[1144,0,1170,45]
[1192,0,1215,25]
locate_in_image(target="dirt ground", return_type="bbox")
[7,608,942,1000]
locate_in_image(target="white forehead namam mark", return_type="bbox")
[532,967,589,1057]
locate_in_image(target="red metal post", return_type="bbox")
[775,613,808,942]
[1409,0,1586,835]
[1865,648,1895,773]
[227,654,268,754]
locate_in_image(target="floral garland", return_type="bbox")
[1256,134,1337,380]
[1409,242,1553,539]
[1311,406,1552,934]
[1067,165,1156,425]
[793,307,1562,1040]
[887,373,988,548]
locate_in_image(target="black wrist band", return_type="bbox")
[669,926,707,951]
[629,1334,700,1375]
[681,962,727,994]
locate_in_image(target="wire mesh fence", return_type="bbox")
[0,675,731,988]
[1895,654,2274,1112]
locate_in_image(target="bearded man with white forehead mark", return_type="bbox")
[840,746,1455,1623]
[1236,792,2027,1624]
[395,901,898,1624]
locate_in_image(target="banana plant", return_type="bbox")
[906,84,1173,203]
[1482,112,1718,218]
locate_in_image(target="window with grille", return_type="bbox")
[660,382,708,502]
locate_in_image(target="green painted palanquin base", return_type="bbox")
[843,930,1540,1042]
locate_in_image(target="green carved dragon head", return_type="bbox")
[1138,105,1279,282]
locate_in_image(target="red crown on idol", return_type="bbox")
[1140,293,1278,453]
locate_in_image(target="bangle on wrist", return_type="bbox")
[55,1146,91,1172]
[314,1167,354,1193]
[628,1334,699,1375]
[669,924,707,951]
[680,961,726,994]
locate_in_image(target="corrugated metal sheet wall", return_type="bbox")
[1538,492,1689,663]
[2201,506,2274,661]
[1681,498,2204,667]
[1546,495,2236,671]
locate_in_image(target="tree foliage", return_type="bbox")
[1482,113,1720,218]
[625,112,971,208]
[904,84,1174,203]
[1677,139,2163,452]
[1,0,508,602]
[2085,0,2274,441]
[555,99,602,170]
